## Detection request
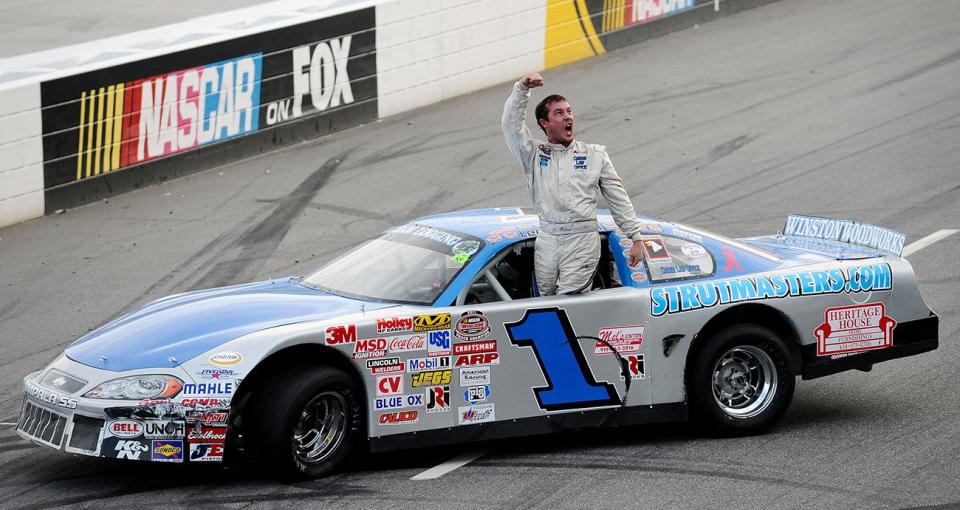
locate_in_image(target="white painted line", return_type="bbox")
[0,422,16,426]
[903,229,958,257]
[411,450,487,480]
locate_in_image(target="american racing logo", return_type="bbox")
[408,356,450,373]
[377,316,413,334]
[453,340,497,355]
[458,404,495,425]
[411,370,451,387]
[264,36,355,126]
[414,313,451,332]
[425,386,450,413]
[378,410,418,425]
[454,310,491,341]
[25,381,78,409]
[459,366,491,386]
[72,54,262,180]
[454,352,500,367]
[325,324,357,345]
[594,325,644,355]
[428,330,451,357]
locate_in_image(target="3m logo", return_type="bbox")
[325,324,357,345]
[414,314,451,332]
[74,54,262,180]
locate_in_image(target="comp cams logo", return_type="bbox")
[264,36,355,126]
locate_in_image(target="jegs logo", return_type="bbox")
[454,310,491,341]
[411,370,451,387]
[414,313,451,332]
[425,386,450,413]
[325,324,357,345]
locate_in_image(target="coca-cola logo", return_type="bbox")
[377,316,413,334]
[389,334,426,353]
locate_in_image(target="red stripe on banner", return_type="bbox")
[624,0,634,26]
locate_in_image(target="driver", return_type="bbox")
[502,72,646,295]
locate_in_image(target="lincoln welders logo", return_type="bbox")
[814,302,896,357]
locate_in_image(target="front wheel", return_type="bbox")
[689,324,795,435]
[247,365,363,479]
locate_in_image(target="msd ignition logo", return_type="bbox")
[73,54,262,180]
[264,36,355,126]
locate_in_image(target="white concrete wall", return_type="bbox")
[0,83,44,226]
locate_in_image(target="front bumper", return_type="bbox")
[801,313,938,379]
[16,356,228,464]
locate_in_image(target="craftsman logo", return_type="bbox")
[411,370,451,387]
[458,404,495,425]
[459,366,491,386]
[621,355,645,380]
[325,324,357,345]
[114,440,149,460]
[376,375,403,396]
[815,302,896,356]
[454,352,500,367]
[190,443,224,462]
[454,310,491,341]
[378,410,418,425]
[426,386,450,413]
[414,313,451,332]
[73,54,262,180]
[594,325,644,355]
[428,330,451,357]
[264,36,354,126]
[108,420,143,438]
[151,440,184,463]
[407,356,450,373]
[464,385,491,404]
[453,340,497,355]
[209,351,243,366]
[377,316,413,334]
[389,334,426,353]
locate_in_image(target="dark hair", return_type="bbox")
[535,94,567,133]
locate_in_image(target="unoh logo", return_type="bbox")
[73,54,262,180]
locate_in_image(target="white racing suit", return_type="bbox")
[502,80,645,295]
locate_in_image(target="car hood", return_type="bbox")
[65,278,394,372]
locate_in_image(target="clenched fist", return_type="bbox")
[521,72,544,88]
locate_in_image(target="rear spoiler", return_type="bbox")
[781,214,906,257]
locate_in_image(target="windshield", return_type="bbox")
[303,224,484,305]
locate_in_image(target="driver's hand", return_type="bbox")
[627,242,644,268]
[521,72,544,88]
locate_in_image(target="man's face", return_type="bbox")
[539,99,575,145]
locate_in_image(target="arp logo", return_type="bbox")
[325,324,357,345]
[454,352,500,367]
[414,313,451,332]
[377,375,403,396]
[426,386,449,413]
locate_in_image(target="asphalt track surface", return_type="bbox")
[2,0,959,507]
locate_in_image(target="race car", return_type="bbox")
[17,208,938,478]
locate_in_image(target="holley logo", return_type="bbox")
[377,317,413,334]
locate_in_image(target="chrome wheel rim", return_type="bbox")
[293,391,348,465]
[711,345,777,418]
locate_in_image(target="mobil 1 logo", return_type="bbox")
[265,36,355,126]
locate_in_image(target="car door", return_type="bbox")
[446,237,653,426]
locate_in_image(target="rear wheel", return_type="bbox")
[690,324,794,435]
[247,365,362,479]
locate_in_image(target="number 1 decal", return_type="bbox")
[506,307,619,411]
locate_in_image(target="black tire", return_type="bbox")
[246,365,363,479]
[689,324,795,436]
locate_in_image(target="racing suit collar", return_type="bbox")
[545,140,576,151]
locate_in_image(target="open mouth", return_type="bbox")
[564,122,573,135]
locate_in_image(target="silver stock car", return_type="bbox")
[18,209,938,478]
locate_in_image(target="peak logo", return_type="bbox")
[264,36,354,126]
[73,54,262,181]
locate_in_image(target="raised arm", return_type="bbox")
[598,149,646,266]
[501,73,543,174]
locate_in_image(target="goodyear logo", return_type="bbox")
[414,313,451,332]
[411,370,451,388]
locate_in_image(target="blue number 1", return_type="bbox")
[506,307,619,411]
